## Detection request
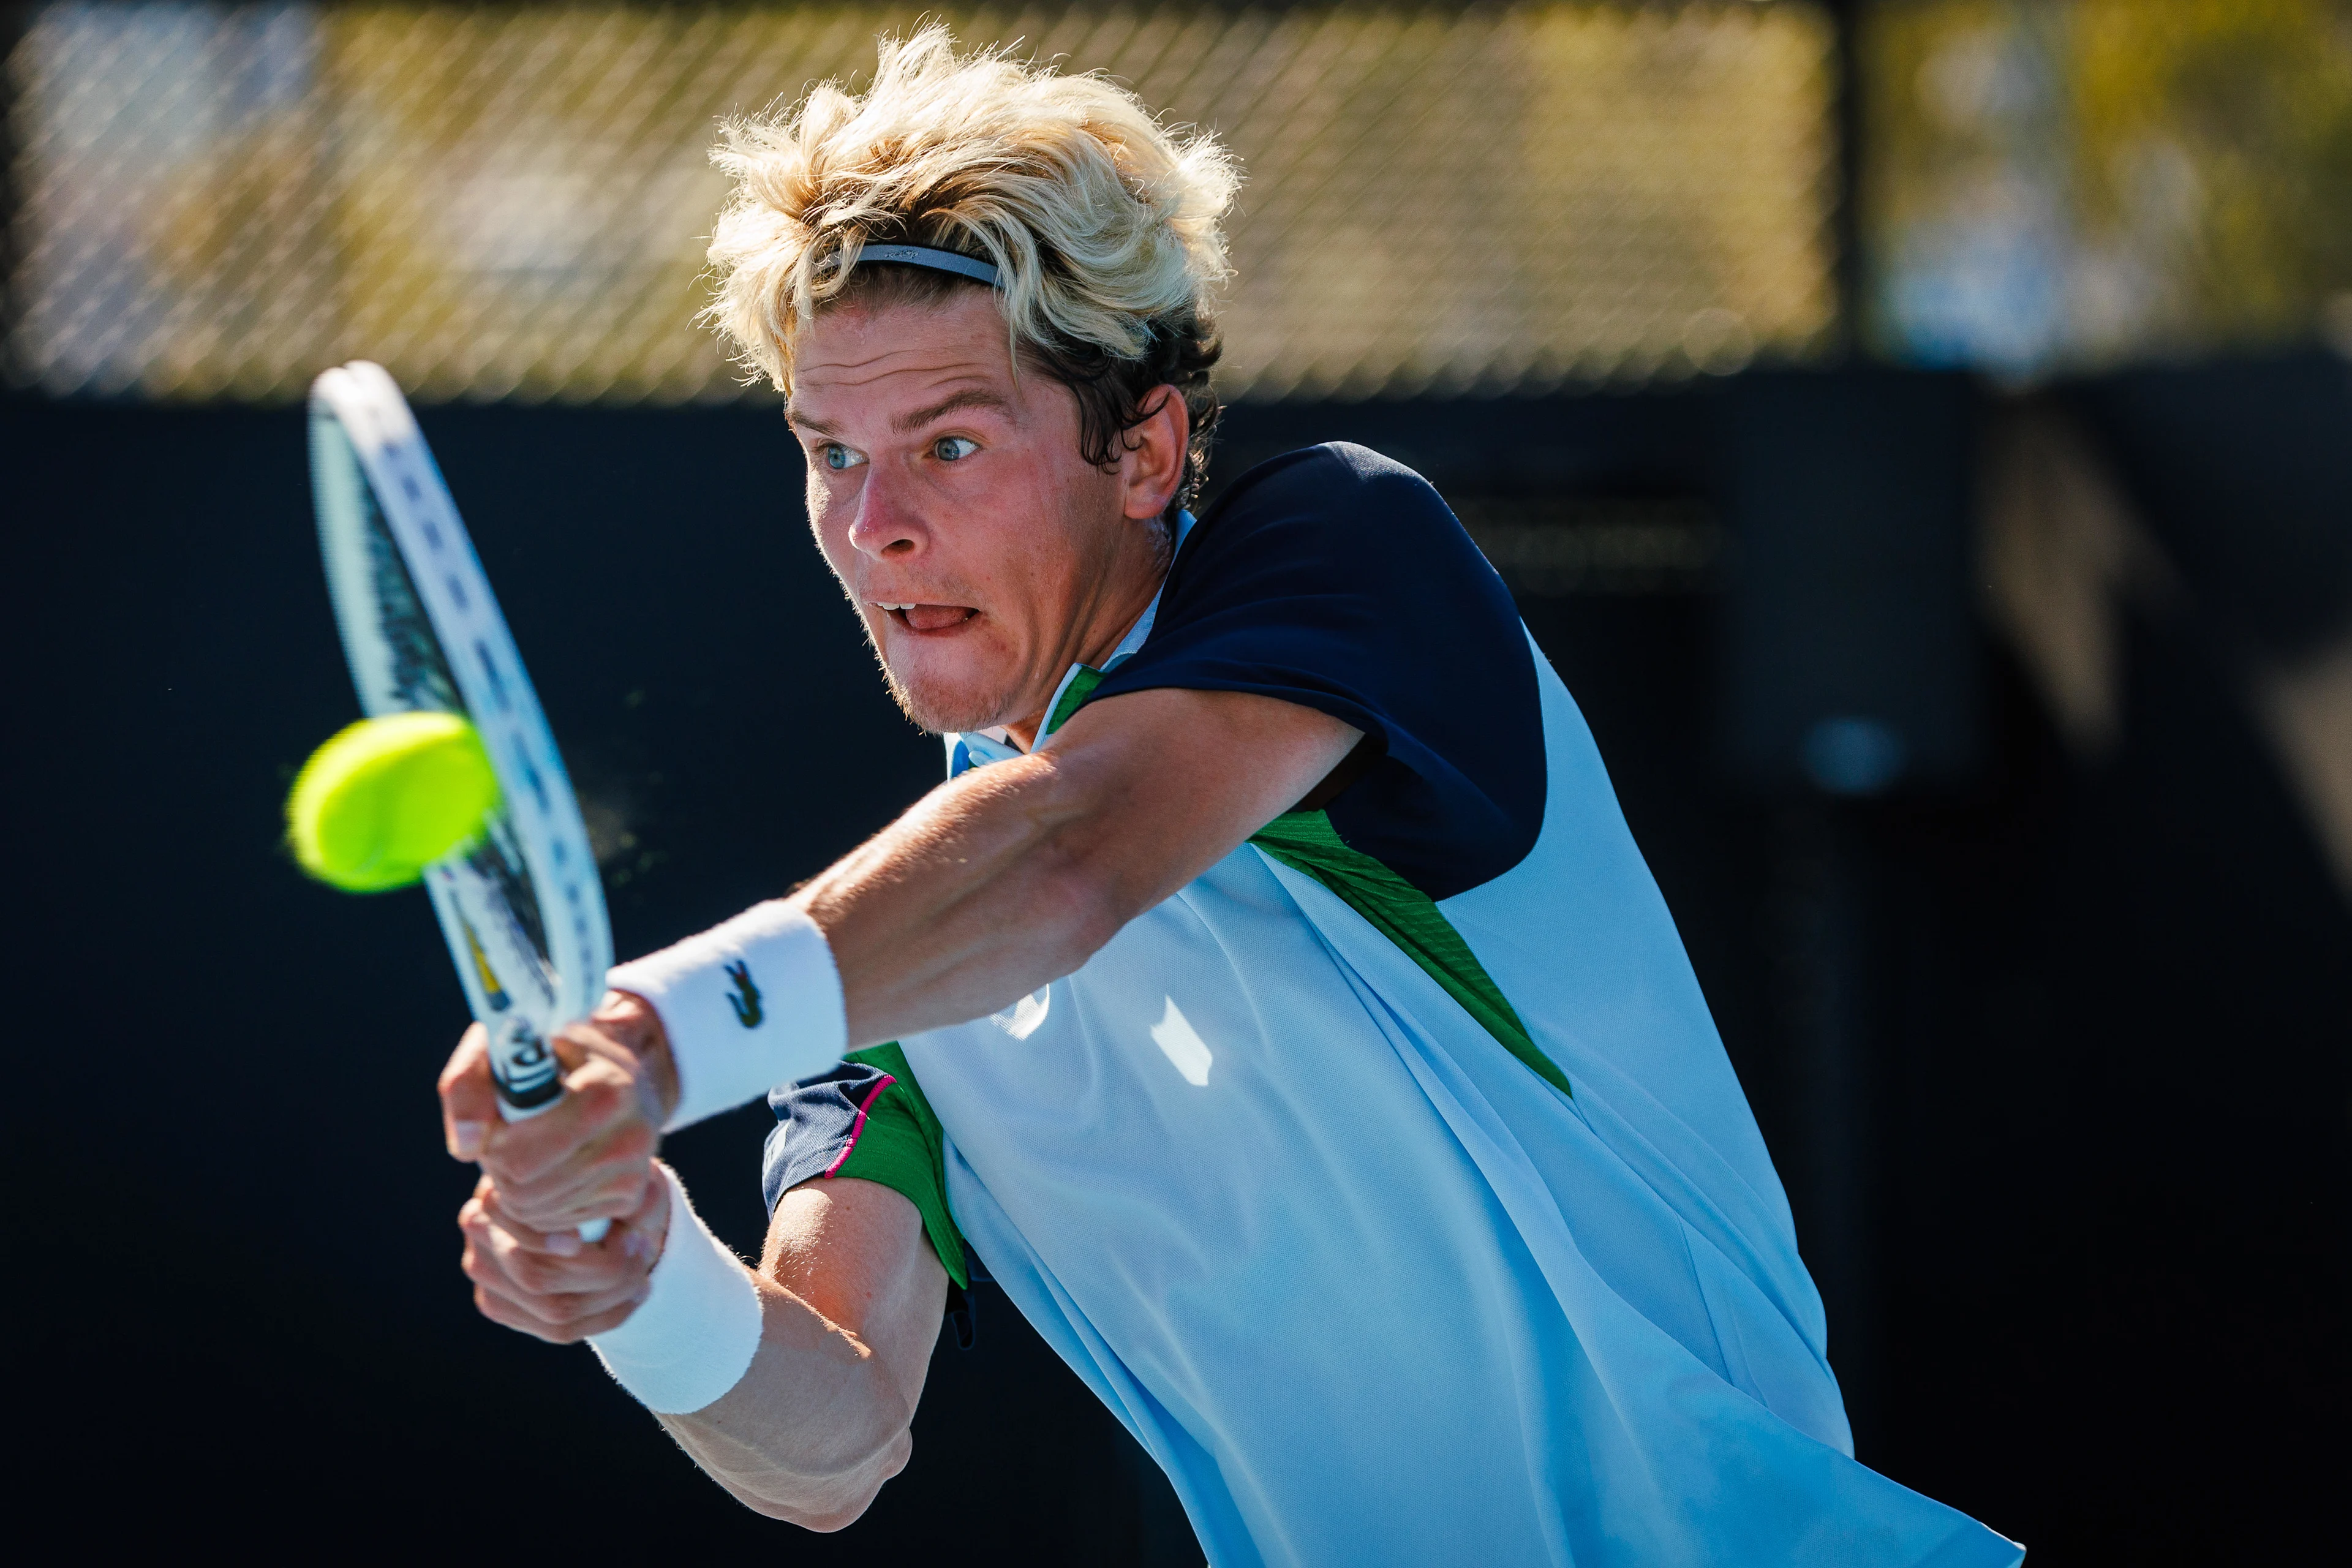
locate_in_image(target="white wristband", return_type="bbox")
[587,1163,763,1414]
[607,901,847,1132]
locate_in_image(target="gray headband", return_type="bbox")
[856,243,1003,287]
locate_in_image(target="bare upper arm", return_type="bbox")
[761,1176,949,1415]
[1041,686,1364,918]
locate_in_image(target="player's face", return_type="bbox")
[788,290,1175,744]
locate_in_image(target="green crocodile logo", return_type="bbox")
[724,959,763,1028]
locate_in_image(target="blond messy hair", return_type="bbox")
[705,26,1239,508]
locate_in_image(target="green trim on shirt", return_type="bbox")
[1044,665,1107,737]
[1248,809,1570,1099]
[834,1043,971,1289]
[1043,670,1566,1098]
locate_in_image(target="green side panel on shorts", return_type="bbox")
[835,1042,971,1289]
[1248,809,1570,1100]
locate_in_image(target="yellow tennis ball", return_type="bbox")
[287,712,499,892]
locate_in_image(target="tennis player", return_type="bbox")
[439,30,2018,1566]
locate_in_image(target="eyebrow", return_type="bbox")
[892,386,1012,434]
[782,402,837,437]
[785,384,1012,442]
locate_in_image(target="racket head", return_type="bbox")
[309,361,612,1112]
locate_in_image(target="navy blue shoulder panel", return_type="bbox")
[1088,442,1543,900]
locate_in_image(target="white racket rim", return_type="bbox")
[308,360,613,1096]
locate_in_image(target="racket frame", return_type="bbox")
[309,361,615,1136]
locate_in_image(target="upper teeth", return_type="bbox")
[879,602,916,611]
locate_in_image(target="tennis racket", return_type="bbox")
[310,360,615,1241]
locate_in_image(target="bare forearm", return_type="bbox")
[794,748,1133,1047]
[655,1279,919,1526]
[673,1425,909,1531]
[794,687,1363,1050]
[654,1180,947,1528]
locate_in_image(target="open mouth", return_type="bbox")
[876,601,980,634]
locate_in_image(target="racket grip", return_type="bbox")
[490,1019,616,1246]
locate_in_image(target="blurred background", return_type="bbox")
[6,2,2346,1561]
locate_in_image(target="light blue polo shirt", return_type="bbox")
[765,445,2020,1567]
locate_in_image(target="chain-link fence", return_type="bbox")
[1864,0,2352,375]
[6,2,1839,402]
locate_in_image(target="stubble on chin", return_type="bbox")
[870,643,1016,738]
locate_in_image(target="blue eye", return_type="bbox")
[823,444,865,471]
[933,435,980,461]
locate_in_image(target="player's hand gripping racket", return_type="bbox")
[307,361,616,1242]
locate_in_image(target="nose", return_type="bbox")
[845,464,923,562]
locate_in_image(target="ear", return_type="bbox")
[1118,387,1193,523]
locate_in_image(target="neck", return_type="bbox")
[1001,522,1169,751]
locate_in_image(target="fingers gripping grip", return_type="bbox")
[490,1017,611,1244]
